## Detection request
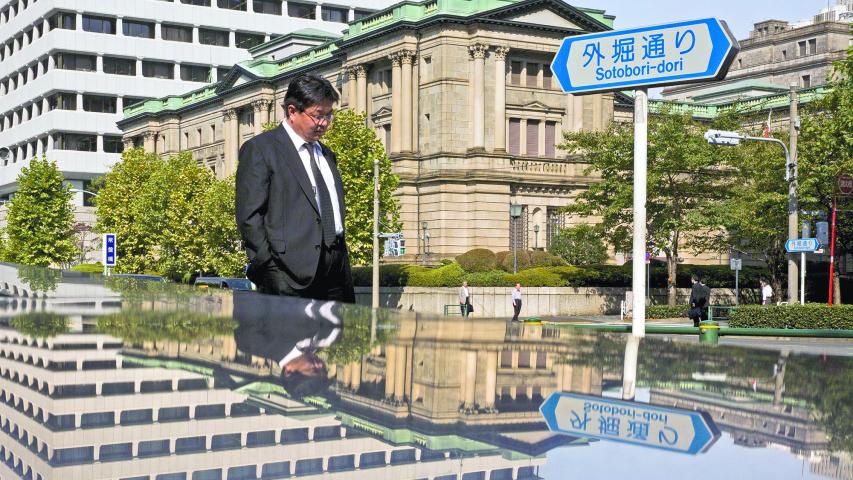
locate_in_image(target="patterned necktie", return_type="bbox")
[305,143,336,247]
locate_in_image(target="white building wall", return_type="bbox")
[0,0,391,204]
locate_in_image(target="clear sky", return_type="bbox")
[584,0,833,39]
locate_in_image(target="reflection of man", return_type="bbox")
[233,292,341,398]
[236,74,353,302]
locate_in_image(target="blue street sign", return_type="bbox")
[785,238,819,253]
[103,233,117,267]
[551,18,739,94]
[540,392,720,455]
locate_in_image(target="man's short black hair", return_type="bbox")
[284,74,339,115]
[281,368,332,399]
[691,273,701,282]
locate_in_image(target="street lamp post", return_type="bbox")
[421,221,429,265]
[533,224,540,250]
[510,204,523,274]
[705,128,799,303]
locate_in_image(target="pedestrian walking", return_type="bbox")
[458,281,472,317]
[760,278,773,305]
[511,283,523,322]
[688,274,710,327]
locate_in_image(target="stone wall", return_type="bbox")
[354,286,752,317]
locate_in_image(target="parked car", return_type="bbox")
[111,273,166,283]
[194,277,255,291]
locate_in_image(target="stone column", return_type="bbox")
[223,108,239,176]
[411,57,419,150]
[346,66,358,110]
[259,99,270,127]
[493,46,509,152]
[483,351,497,409]
[356,65,368,114]
[389,52,402,154]
[393,345,406,401]
[400,51,415,152]
[464,350,477,408]
[143,132,156,153]
[252,100,270,136]
[123,138,133,151]
[469,43,488,150]
[384,345,397,399]
[351,358,362,392]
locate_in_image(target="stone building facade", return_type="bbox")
[663,5,852,101]
[118,0,618,261]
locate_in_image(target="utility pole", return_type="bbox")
[372,158,380,309]
[788,84,799,304]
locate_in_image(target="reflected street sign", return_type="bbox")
[540,392,720,455]
[551,18,739,94]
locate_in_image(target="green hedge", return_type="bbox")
[647,305,690,319]
[729,304,853,330]
[456,249,497,273]
[353,262,770,289]
[71,263,104,274]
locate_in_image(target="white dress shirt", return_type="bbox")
[280,121,343,234]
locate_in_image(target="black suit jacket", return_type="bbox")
[236,125,346,289]
[233,292,340,362]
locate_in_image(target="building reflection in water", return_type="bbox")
[0,264,848,480]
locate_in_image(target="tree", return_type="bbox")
[5,157,77,267]
[798,39,853,303]
[705,119,791,302]
[560,109,732,305]
[95,148,165,274]
[154,152,215,282]
[549,224,609,266]
[199,175,246,277]
[321,109,401,265]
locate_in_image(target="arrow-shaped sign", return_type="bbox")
[551,18,739,94]
[540,392,720,455]
[785,238,820,253]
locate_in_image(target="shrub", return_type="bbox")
[456,248,497,273]
[352,264,422,287]
[71,263,104,274]
[729,304,853,330]
[647,305,690,319]
[529,250,565,268]
[466,269,512,286]
[549,225,608,266]
[498,250,532,272]
[495,251,510,270]
[408,262,465,287]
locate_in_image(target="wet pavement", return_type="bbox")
[0,263,850,480]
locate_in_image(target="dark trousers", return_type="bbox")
[258,238,354,302]
[460,301,470,317]
[512,300,522,321]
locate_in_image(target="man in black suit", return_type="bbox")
[233,291,341,398]
[688,274,710,327]
[236,74,354,302]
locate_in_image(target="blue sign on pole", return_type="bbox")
[103,233,117,267]
[540,392,720,455]
[551,18,739,94]
[785,238,820,253]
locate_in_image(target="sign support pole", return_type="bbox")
[372,158,380,309]
[800,252,805,305]
[735,265,739,305]
[787,84,799,304]
[632,88,648,338]
[829,193,837,305]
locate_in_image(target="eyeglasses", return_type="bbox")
[302,110,334,125]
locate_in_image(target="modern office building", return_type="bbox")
[0,0,389,206]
